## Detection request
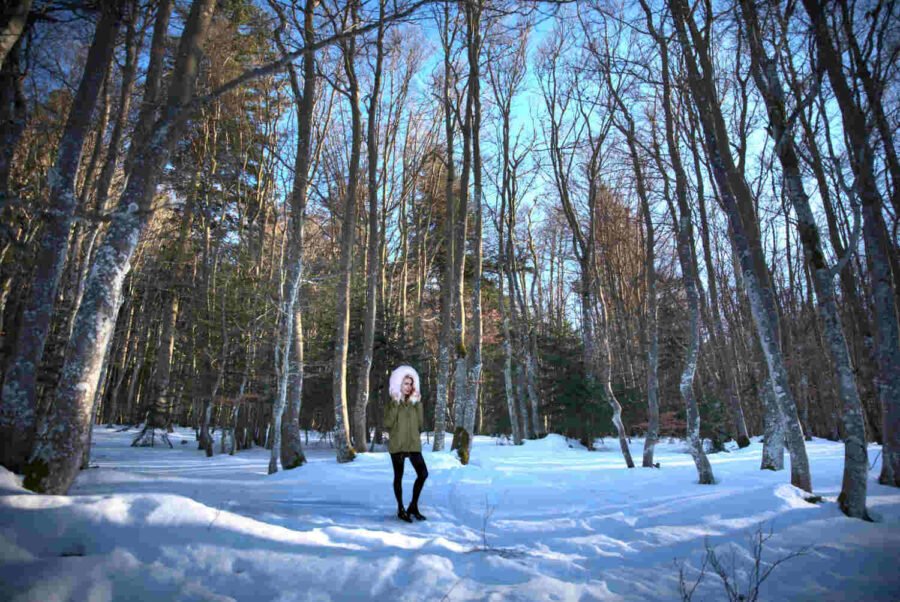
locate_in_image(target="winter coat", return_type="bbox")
[386,365,423,453]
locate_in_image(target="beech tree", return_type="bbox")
[737,0,868,517]
[22,0,218,493]
[800,0,900,488]
[432,0,460,453]
[330,0,362,464]
[537,25,634,466]
[669,0,811,492]
[1,0,126,473]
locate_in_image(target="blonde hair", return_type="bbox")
[389,365,421,403]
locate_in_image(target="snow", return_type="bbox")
[1,427,898,601]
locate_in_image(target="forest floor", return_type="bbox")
[1,427,898,601]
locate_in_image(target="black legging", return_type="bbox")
[390,452,428,510]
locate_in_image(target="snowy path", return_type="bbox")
[1,427,898,601]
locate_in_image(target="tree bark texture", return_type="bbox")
[22,0,216,494]
[0,0,31,68]
[669,0,811,492]
[0,36,27,214]
[801,0,900,487]
[1,0,124,472]
[740,0,868,516]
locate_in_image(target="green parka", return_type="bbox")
[385,399,423,453]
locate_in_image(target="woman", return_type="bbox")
[385,365,428,522]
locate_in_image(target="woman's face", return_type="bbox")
[402,375,414,397]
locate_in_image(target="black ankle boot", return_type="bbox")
[407,505,426,521]
[397,507,412,523]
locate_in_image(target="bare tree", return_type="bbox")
[625,0,711,480]
[537,27,634,466]
[668,0,811,492]
[331,0,362,464]
[801,0,900,488]
[486,14,529,446]
[450,0,472,459]
[433,0,460,452]
[600,1,660,467]
[353,0,387,454]
[457,0,484,464]
[738,0,869,518]
[267,0,320,473]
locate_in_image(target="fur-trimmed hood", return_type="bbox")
[389,365,421,403]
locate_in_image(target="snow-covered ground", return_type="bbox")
[1,427,898,601]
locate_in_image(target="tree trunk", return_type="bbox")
[591,268,636,468]
[132,294,178,448]
[675,214,715,484]
[836,3,900,218]
[682,105,751,448]
[511,226,542,439]
[451,10,472,457]
[616,6,662,465]
[93,0,141,214]
[0,36,27,215]
[281,303,306,468]
[200,294,226,459]
[132,177,197,448]
[22,0,216,494]
[460,0,483,462]
[331,0,361,464]
[269,0,315,473]
[759,371,786,470]
[0,0,31,68]
[801,0,900,487]
[432,3,456,452]
[670,0,811,492]
[641,209,659,468]
[498,220,522,445]
[488,30,526,445]
[630,15,711,480]
[223,351,250,456]
[352,0,385,454]
[1,0,124,473]
[740,0,868,517]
